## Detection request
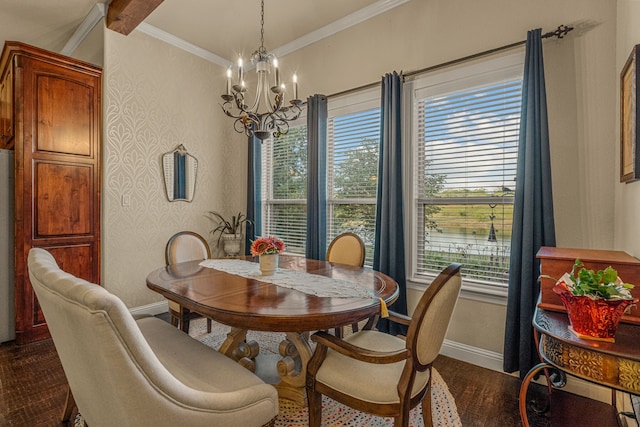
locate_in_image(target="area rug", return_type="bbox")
[189,318,462,427]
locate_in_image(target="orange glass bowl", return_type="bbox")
[553,285,638,341]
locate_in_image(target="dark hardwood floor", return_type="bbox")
[432,356,619,427]
[0,336,621,426]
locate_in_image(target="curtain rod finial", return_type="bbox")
[543,24,574,40]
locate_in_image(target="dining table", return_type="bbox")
[146,255,399,406]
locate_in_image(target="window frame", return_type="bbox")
[404,52,524,299]
[326,89,381,266]
[261,116,308,255]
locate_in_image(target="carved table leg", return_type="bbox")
[218,327,248,358]
[275,332,313,406]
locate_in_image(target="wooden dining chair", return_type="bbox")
[306,263,462,427]
[326,232,366,335]
[326,232,366,268]
[165,231,212,334]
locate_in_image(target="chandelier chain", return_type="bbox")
[260,0,265,53]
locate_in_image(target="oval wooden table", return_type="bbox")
[146,255,399,405]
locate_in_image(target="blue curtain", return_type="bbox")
[503,29,556,377]
[374,72,407,335]
[245,135,262,255]
[305,94,328,259]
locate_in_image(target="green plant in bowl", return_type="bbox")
[207,211,252,246]
[559,259,635,300]
[545,259,637,341]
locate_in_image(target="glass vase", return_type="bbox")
[553,285,637,341]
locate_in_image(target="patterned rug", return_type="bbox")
[190,318,462,427]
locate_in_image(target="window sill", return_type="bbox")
[407,276,508,306]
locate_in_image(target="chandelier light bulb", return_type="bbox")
[292,74,298,100]
[273,58,280,87]
[237,57,244,82]
[226,68,232,95]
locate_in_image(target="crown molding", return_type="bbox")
[272,0,412,58]
[64,0,411,66]
[136,22,232,68]
[61,3,107,56]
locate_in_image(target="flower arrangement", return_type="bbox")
[550,259,635,300]
[250,236,285,256]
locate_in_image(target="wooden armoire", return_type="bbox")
[0,41,101,344]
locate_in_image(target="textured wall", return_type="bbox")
[103,30,246,308]
[615,0,640,259]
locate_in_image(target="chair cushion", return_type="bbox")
[315,330,430,404]
[136,317,268,393]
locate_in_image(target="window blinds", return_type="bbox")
[415,76,522,285]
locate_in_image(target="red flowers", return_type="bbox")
[250,236,285,256]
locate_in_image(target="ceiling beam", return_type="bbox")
[107,0,164,36]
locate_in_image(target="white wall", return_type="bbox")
[614,2,640,411]
[616,0,640,258]
[72,18,104,67]
[102,29,247,308]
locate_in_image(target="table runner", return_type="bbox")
[199,259,374,299]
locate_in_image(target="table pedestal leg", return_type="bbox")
[218,327,248,358]
[275,332,313,406]
[218,328,313,406]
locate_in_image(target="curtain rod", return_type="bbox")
[326,24,573,100]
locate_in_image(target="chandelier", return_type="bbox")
[221,0,302,141]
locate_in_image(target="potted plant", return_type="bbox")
[546,259,637,342]
[250,236,286,275]
[207,211,252,257]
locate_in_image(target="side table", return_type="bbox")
[519,306,640,426]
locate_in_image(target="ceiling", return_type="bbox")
[0,0,408,65]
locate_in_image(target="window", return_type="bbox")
[261,124,308,255]
[411,54,523,286]
[327,91,380,265]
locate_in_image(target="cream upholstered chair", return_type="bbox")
[27,248,278,427]
[326,232,366,335]
[326,232,365,268]
[306,263,462,427]
[165,231,212,333]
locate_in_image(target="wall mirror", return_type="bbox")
[162,144,198,202]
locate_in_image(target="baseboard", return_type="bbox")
[441,339,504,372]
[129,301,168,317]
[440,339,611,404]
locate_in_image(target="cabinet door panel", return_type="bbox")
[35,162,92,236]
[36,75,93,156]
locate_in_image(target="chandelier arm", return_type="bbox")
[222,101,250,121]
